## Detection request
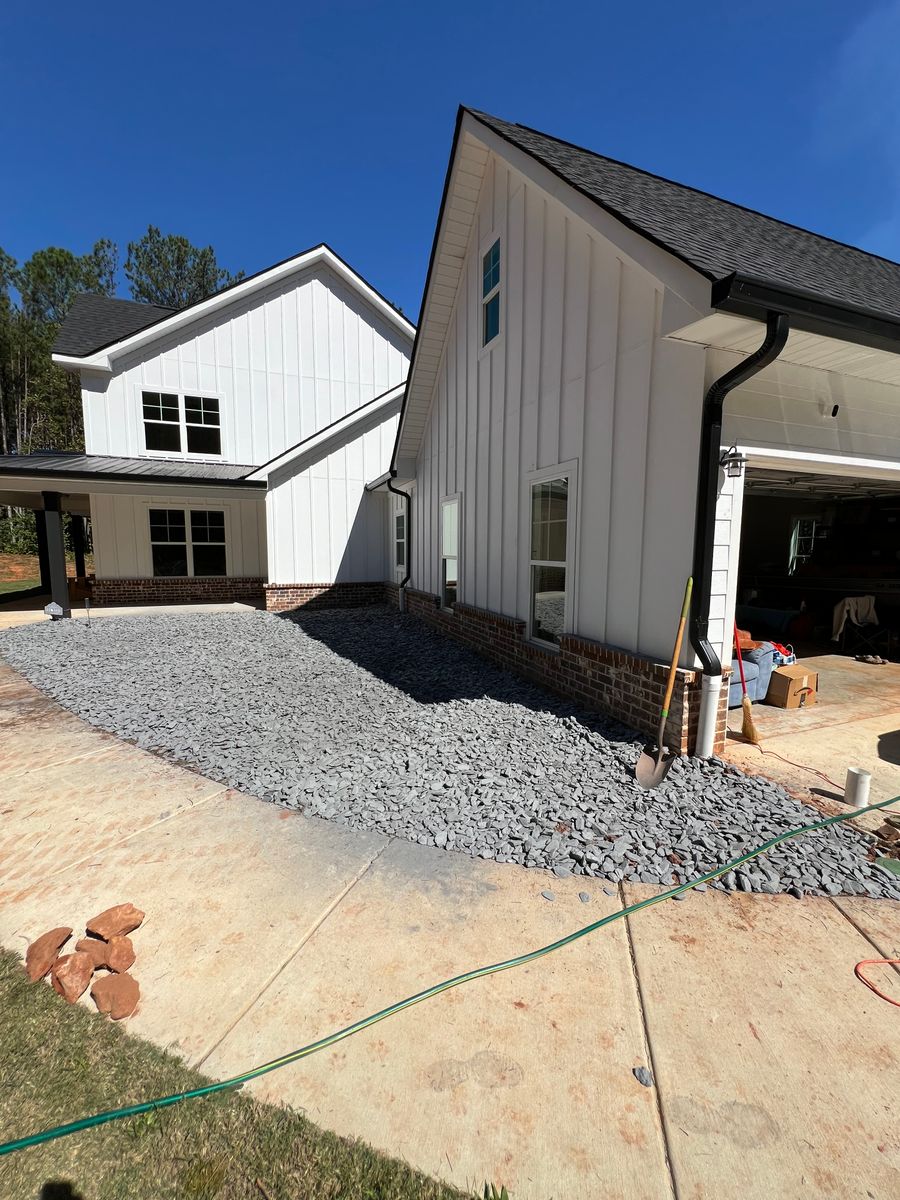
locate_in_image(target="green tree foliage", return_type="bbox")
[125,225,244,308]
[0,230,240,556]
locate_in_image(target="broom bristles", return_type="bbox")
[741,694,761,745]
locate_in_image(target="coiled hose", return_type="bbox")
[1,795,896,1158]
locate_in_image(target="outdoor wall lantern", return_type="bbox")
[719,445,748,478]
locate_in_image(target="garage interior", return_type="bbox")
[724,464,900,800]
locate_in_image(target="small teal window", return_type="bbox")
[482,240,500,297]
[482,238,500,346]
[483,293,500,344]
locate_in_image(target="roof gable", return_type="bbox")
[53,244,415,372]
[471,110,900,325]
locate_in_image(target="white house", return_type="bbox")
[8,110,900,760]
[381,108,900,757]
[0,244,414,612]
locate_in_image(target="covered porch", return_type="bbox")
[0,453,268,618]
[0,483,90,618]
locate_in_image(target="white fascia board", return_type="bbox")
[365,470,393,491]
[246,384,405,482]
[743,446,900,482]
[50,246,415,375]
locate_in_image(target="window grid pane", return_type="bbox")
[483,293,500,345]
[442,499,458,557]
[149,509,186,544]
[184,395,220,426]
[482,240,500,297]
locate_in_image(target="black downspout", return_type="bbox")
[690,311,790,675]
[386,473,411,591]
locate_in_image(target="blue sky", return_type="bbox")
[1,1,896,319]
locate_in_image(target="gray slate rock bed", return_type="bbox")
[2,607,897,901]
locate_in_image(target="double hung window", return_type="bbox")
[149,508,227,577]
[529,477,569,645]
[142,391,222,456]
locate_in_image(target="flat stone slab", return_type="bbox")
[623,884,900,1200]
[204,840,670,1200]
[0,795,387,1063]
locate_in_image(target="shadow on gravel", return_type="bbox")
[276,603,640,739]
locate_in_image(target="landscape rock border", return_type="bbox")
[3,607,899,902]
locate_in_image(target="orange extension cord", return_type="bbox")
[854,959,900,1007]
[745,746,900,1004]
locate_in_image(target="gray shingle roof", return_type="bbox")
[53,294,176,357]
[0,453,263,486]
[472,110,900,325]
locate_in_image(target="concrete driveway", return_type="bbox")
[2,660,899,1199]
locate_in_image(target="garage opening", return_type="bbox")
[726,463,900,796]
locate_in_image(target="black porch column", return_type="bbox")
[34,510,51,592]
[42,492,71,618]
[71,514,86,579]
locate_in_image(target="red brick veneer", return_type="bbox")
[264,582,389,612]
[92,577,265,606]
[400,587,728,755]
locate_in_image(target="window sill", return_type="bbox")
[477,335,503,363]
[526,636,561,656]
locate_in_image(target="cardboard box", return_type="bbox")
[764,664,818,709]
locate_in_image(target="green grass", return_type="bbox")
[0,951,468,1200]
[0,576,39,595]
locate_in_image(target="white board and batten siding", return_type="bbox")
[81,264,411,467]
[408,153,706,664]
[266,411,399,584]
[91,492,266,579]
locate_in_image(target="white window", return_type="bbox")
[441,496,459,609]
[394,509,406,576]
[149,508,227,577]
[482,238,500,347]
[529,476,569,645]
[142,391,222,457]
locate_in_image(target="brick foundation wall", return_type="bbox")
[400,587,728,756]
[265,582,389,612]
[92,577,265,607]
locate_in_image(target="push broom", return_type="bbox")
[733,621,760,744]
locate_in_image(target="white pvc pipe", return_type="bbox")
[695,673,723,759]
[845,766,871,809]
[397,586,407,614]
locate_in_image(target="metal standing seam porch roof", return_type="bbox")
[0,454,264,487]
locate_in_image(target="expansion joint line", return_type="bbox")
[1,800,898,1158]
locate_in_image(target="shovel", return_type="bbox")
[635,576,693,790]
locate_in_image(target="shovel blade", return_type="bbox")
[634,744,676,790]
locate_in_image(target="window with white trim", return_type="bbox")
[394,510,406,573]
[441,496,459,609]
[149,508,226,577]
[142,391,222,456]
[482,238,500,346]
[529,476,569,645]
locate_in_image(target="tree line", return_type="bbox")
[0,228,241,555]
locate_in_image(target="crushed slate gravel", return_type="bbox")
[3,606,898,902]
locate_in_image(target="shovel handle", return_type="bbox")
[660,577,693,721]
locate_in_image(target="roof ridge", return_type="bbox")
[469,109,900,275]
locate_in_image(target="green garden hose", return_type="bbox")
[1,795,897,1158]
